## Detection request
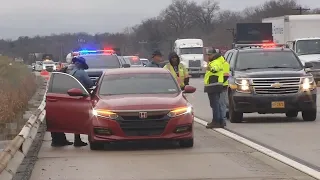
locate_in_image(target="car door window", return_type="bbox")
[48,72,88,94]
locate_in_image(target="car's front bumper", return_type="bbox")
[90,114,194,143]
[232,89,317,113]
[187,67,205,75]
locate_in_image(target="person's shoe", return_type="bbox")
[74,141,88,147]
[206,122,220,129]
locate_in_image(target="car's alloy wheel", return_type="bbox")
[179,138,194,148]
[302,109,317,121]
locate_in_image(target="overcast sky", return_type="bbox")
[0,0,318,39]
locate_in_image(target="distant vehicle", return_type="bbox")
[34,61,43,71]
[174,39,205,77]
[262,15,320,81]
[140,58,149,67]
[71,49,130,83]
[123,56,143,67]
[45,68,196,150]
[42,60,56,72]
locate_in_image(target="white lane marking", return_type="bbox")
[194,117,320,179]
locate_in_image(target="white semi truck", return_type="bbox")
[173,39,205,77]
[262,15,320,65]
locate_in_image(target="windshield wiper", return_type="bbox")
[266,66,298,69]
[237,67,265,71]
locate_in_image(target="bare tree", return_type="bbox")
[192,0,220,33]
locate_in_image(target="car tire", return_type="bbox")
[285,111,298,118]
[179,138,194,148]
[89,141,104,150]
[229,96,243,123]
[302,109,317,121]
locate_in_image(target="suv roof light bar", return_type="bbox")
[235,43,286,48]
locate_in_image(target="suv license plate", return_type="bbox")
[271,101,285,108]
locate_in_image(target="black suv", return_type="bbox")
[79,54,130,83]
[225,45,317,123]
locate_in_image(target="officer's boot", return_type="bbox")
[74,134,88,147]
[206,121,220,129]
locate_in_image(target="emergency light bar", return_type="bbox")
[235,43,286,48]
[72,49,116,56]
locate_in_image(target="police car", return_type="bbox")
[70,49,130,83]
[225,43,317,123]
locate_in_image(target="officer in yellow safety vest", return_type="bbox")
[204,47,225,128]
[219,50,230,127]
[164,52,189,90]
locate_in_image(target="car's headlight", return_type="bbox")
[235,78,251,93]
[203,61,207,67]
[167,105,193,118]
[92,109,118,119]
[301,76,315,91]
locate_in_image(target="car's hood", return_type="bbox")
[298,54,320,64]
[96,93,187,110]
[85,68,107,72]
[235,69,306,78]
[180,54,203,60]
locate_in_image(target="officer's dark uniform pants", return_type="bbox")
[51,132,67,144]
[207,92,222,124]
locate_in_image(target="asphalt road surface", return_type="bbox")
[29,124,314,180]
[188,78,320,171]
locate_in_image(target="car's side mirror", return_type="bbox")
[304,62,313,69]
[183,85,196,93]
[123,64,130,68]
[67,88,87,96]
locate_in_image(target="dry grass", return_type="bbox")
[0,56,37,124]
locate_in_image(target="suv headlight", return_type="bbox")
[203,61,207,68]
[301,76,315,91]
[235,78,251,93]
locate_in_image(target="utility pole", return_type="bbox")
[292,7,310,15]
[226,28,236,43]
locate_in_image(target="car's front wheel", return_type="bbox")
[302,109,317,121]
[179,138,194,148]
[229,96,243,123]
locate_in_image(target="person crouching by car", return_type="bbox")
[163,52,189,90]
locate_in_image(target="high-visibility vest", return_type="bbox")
[204,56,224,85]
[222,59,230,86]
[164,63,188,87]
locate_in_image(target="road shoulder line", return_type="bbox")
[194,117,320,179]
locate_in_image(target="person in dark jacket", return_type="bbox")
[146,50,163,67]
[69,57,94,147]
[163,52,189,90]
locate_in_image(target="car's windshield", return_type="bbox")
[180,47,203,54]
[296,39,320,55]
[124,56,142,65]
[236,51,302,70]
[81,55,120,68]
[99,73,179,95]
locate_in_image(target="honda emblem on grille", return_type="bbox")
[271,82,282,88]
[139,112,148,119]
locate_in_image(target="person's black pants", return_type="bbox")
[51,132,67,144]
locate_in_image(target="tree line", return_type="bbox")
[0,0,319,64]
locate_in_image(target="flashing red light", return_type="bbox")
[131,56,139,61]
[262,43,276,48]
[102,48,115,55]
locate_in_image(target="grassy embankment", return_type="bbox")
[0,56,37,140]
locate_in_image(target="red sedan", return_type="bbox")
[45,68,196,150]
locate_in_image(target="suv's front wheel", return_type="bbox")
[302,109,317,121]
[229,96,243,123]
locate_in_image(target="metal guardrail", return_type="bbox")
[0,78,47,180]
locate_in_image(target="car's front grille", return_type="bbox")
[252,77,301,94]
[116,110,170,136]
[188,60,201,67]
[310,61,320,69]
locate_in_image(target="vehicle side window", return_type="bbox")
[229,52,236,68]
[48,73,87,94]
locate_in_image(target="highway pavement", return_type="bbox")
[188,78,320,171]
[29,124,314,180]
